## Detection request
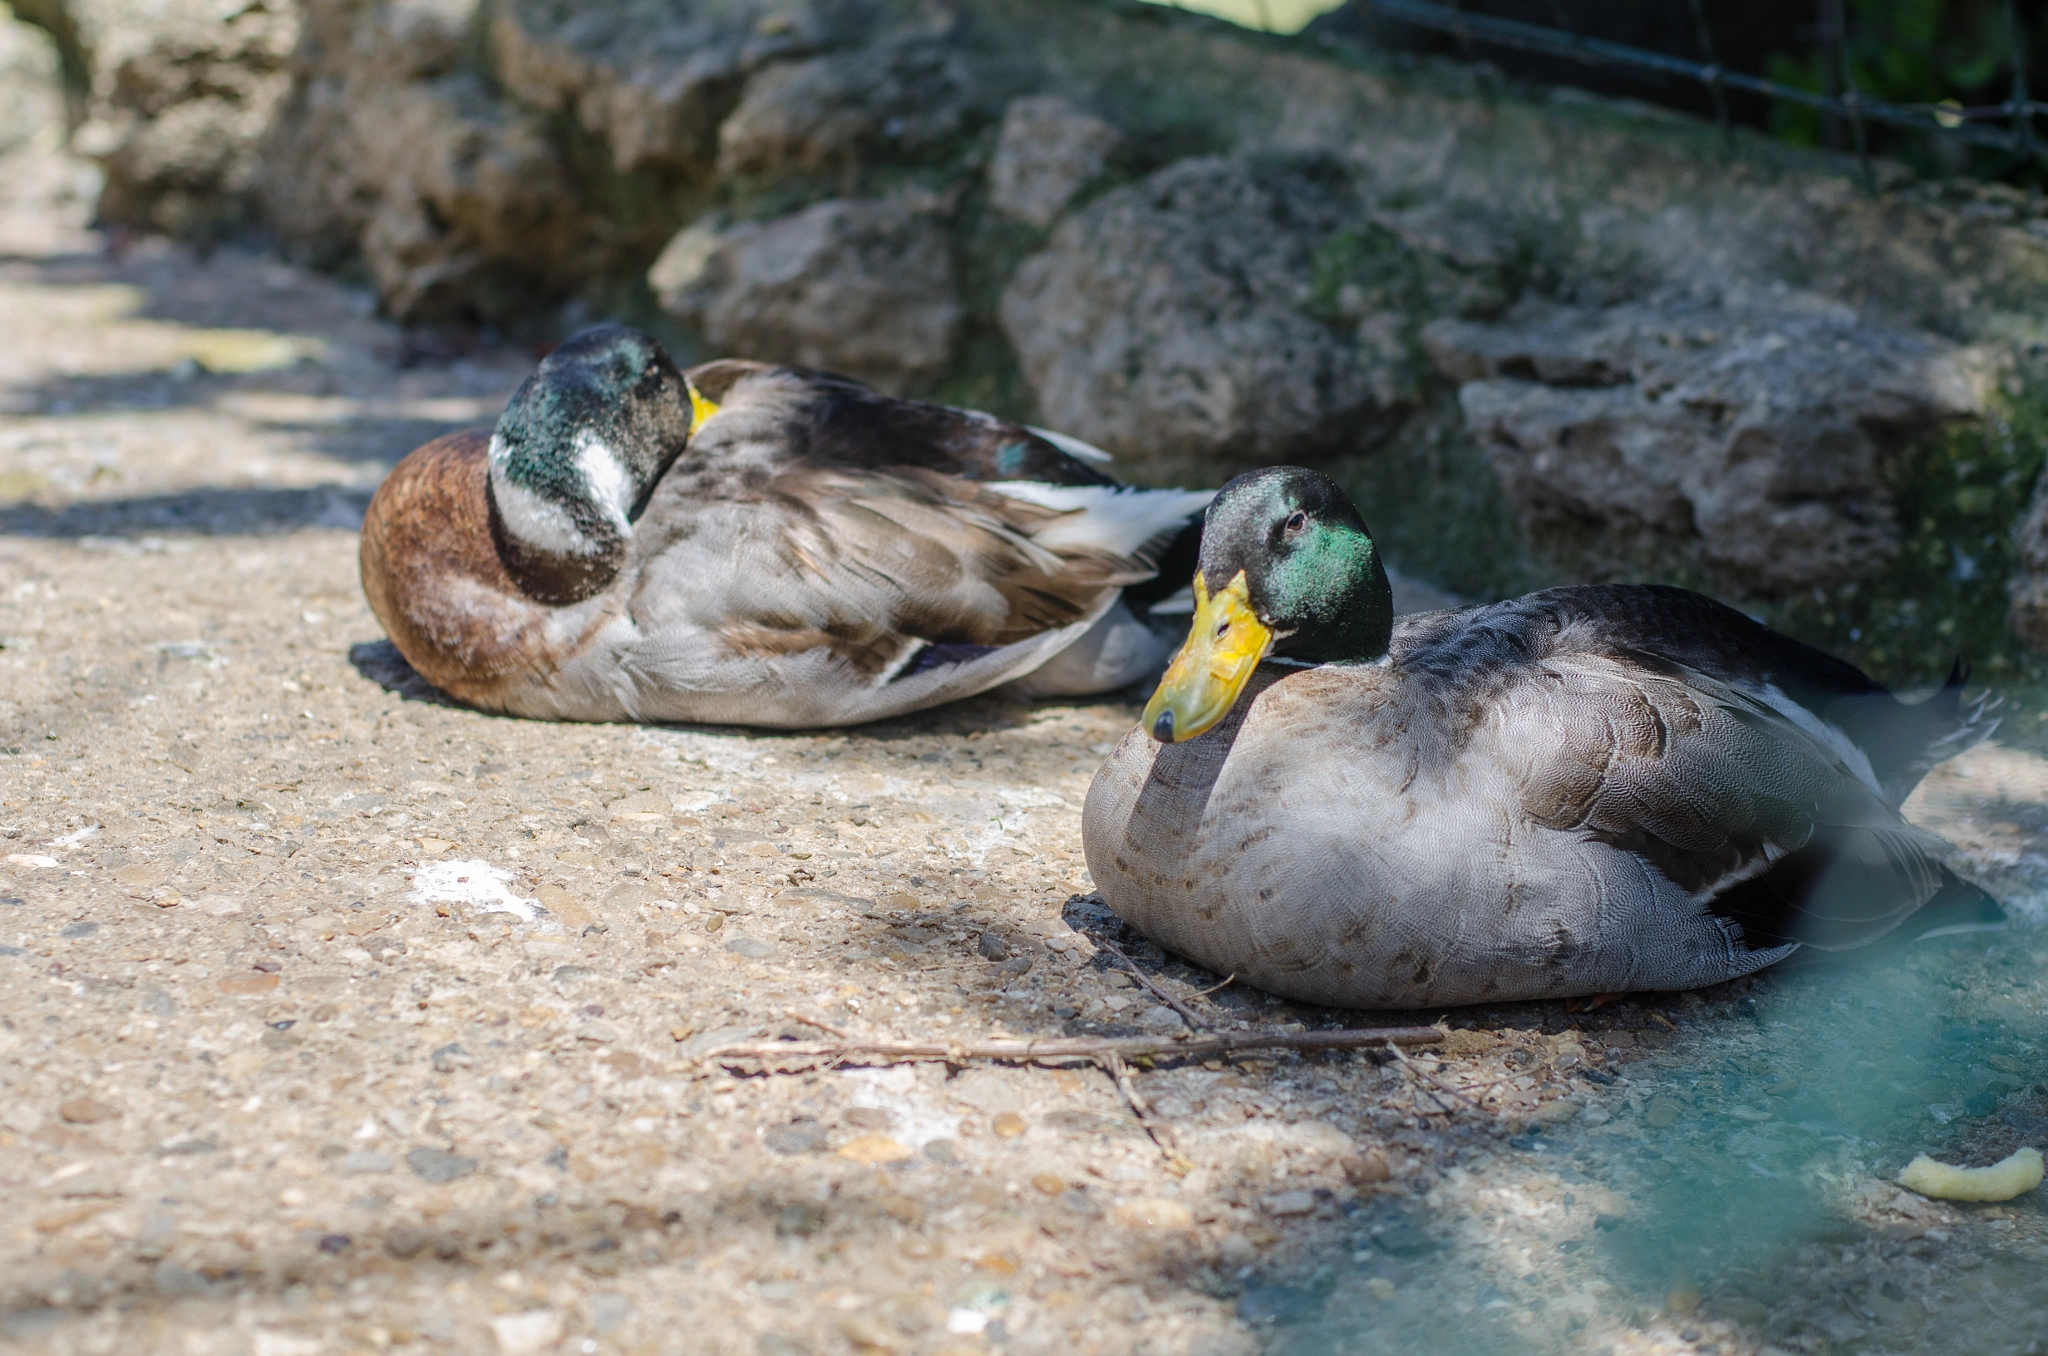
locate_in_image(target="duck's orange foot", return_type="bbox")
[1564,992,1628,1013]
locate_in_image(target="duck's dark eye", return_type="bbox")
[1284,511,1308,534]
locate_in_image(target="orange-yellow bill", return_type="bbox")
[686,378,721,432]
[1141,569,1274,743]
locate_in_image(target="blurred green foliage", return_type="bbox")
[1768,371,2048,745]
[1765,0,2047,184]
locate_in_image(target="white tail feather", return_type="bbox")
[1026,426,1116,465]
[986,482,1213,560]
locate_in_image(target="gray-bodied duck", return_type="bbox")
[359,327,1212,726]
[1082,467,2001,1009]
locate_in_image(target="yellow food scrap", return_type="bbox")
[1896,1147,2043,1202]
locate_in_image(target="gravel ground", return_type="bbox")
[3,142,2046,1356]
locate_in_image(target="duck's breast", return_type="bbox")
[1082,664,1769,1008]
[359,431,603,712]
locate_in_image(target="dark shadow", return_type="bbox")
[5,367,483,472]
[0,241,526,471]
[280,415,486,469]
[0,485,371,538]
[346,640,465,708]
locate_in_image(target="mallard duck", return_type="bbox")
[1082,467,2002,1009]
[359,327,1213,726]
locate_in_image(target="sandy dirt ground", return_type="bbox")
[4,140,2048,1356]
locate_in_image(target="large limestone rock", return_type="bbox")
[987,95,1120,228]
[0,10,65,154]
[1428,293,1990,594]
[260,1,601,321]
[716,35,972,182]
[71,0,296,238]
[489,0,830,175]
[999,156,1415,477]
[651,194,960,393]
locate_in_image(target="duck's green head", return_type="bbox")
[1142,466,1392,743]
[487,326,704,603]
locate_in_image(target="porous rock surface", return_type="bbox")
[1428,291,1993,594]
[999,155,1413,480]
[651,193,961,394]
[986,95,1121,229]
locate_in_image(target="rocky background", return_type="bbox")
[11,0,2048,720]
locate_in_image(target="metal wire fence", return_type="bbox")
[1346,0,2043,170]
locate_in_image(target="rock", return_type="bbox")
[716,37,972,181]
[1109,1197,1194,1231]
[152,1260,211,1298]
[0,13,65,155]
[723,934,776,959]
[489,1310,563,1356]
[1135,1005,1182,1032]
[57,1096,118,1124]
[835,1133,913,1165]
[1263,1189,1318,1216]
[490,1,799,175]
[1341,1149,1392,1185]
[341,1150,394,1174]
[990,1111,1026,1138]
[1644,1097,1683,1129]
[1001,156,1412,480]
[260,0,592,323]
[975,931,1010,962]
[1428,292,1989,595]
[384,1225,427,1259]
[774,1202,828,1236]
[405,1146,478,1183]
[651,195,961,394]
[987,95,1121,228]
[764,1118,829,1155]
[81,0,296,240]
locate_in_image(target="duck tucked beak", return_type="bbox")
[685,378,721,433]
[1142,569,1273,743]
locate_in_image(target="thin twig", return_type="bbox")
[1191,974,1236,999]
[1104,1051,1193,1174]
[699,1025,1444,1070]
[784,1009,851,1039]
[1097,935,1212,1032]
[1385,1040,1492,1117]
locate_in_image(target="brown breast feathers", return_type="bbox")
[358,430,567,707]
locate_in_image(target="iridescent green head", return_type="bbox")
[1143,467,1393,742]
[487,326,696,603]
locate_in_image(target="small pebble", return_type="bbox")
[836,1134,913,1165]
[991,1112,1026,1138]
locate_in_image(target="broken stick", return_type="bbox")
[1096,935,1212,1032]
[700,1025,1443,1069]
[1103,1051,1192,1173]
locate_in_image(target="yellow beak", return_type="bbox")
[1141,569,1274,743]
[685,378,721,433]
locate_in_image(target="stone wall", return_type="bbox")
[27,0,2048,668]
